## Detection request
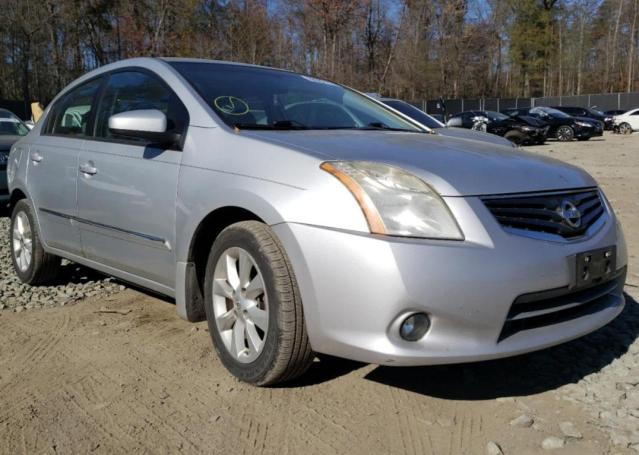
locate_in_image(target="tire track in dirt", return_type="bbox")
[0,288,620,454]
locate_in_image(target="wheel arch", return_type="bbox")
[177,205,267,322]
[9,188,27,210]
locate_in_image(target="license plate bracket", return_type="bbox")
[575,246,616,288]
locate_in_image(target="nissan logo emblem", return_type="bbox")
[559,199,582,228]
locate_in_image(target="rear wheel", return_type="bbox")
[619,122,633,135]
[204,221,314,386]
[556,125,575,141]
[10,199,61,285]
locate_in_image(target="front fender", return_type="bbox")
[175,165,370,262]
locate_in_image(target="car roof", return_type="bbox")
[159,57,295,73]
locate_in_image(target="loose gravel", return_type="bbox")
[0,217,125,311]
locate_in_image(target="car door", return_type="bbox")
[77,70,189,287]
[28,78,103,255]
[628,109,639,129]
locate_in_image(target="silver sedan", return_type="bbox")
[7,58,627,385]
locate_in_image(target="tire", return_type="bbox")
[204,221,313,386]
[556,125,575,141]
[10,199,61,285]
[619,122,633,135]
[504,130,526,146]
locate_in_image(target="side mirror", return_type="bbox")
[108,109,181,147]
[24,121,35,130]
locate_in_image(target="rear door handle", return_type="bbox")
[30,151,43,163]
[79,163,98,175]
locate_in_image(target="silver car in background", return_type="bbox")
[7,58,627,385]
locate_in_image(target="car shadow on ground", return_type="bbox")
[362,291,638,399]
[49,261,114,286]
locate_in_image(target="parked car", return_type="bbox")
[551,106,613,130]
[0,115,30,206]
[604,109,626,117]
[8,58,627,385]
[502,107,603,141]
[612,108,639,134]
[379,98,517,147]
[445,110,548,145]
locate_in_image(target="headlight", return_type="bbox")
[320,161,463,239]
[605,117,612,122]
[520,126,536,132]
[575,121,591,127]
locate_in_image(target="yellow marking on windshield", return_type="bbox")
[213,96,250,116]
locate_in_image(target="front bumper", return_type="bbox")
[574,126,602,138]
[521,127,547,142]
[273,197,627,366]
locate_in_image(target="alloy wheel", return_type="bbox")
[619,123,632,135]
[212,247,269,363]
[556,126,574,141]
[12,211,33,272]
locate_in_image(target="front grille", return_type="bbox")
[499,268,625,341]
[483,189,605,239]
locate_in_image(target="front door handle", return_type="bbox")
[30,151,43,163]
[79,163,98,176]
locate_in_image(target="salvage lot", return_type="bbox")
[0,133,638,454]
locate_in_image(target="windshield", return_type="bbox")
[485,111,509,122]
[0,120,29,136]
[530,106,570,118]
[588,108,605,116]
[381,100,443,128]
[169,61,423,132]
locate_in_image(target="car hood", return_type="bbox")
[0,135,21,152]
[434,126,513,147]
[243,130,596,196]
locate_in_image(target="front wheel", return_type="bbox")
[619,122,633,135]
[10,199,61,285]
[204,221,314,386]
[556,126,575,141]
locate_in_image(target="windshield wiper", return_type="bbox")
[234,120,309,130]
[354,122,424,132]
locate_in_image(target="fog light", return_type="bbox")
[399,313,430,341]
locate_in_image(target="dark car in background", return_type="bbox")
[605,109,626,116]
[502,106,602,141]
[380,98,444,129]
[446,110,548,145]
[551,106,613,130]
[379,98,516,147]
[0,110,30,206]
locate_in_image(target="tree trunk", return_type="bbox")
[628,0,638,92]
[610,0,624,92]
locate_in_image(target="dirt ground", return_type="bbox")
[0,132,637,455]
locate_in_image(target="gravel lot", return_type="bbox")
[0,218,125,312]
[0,132,637,454]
